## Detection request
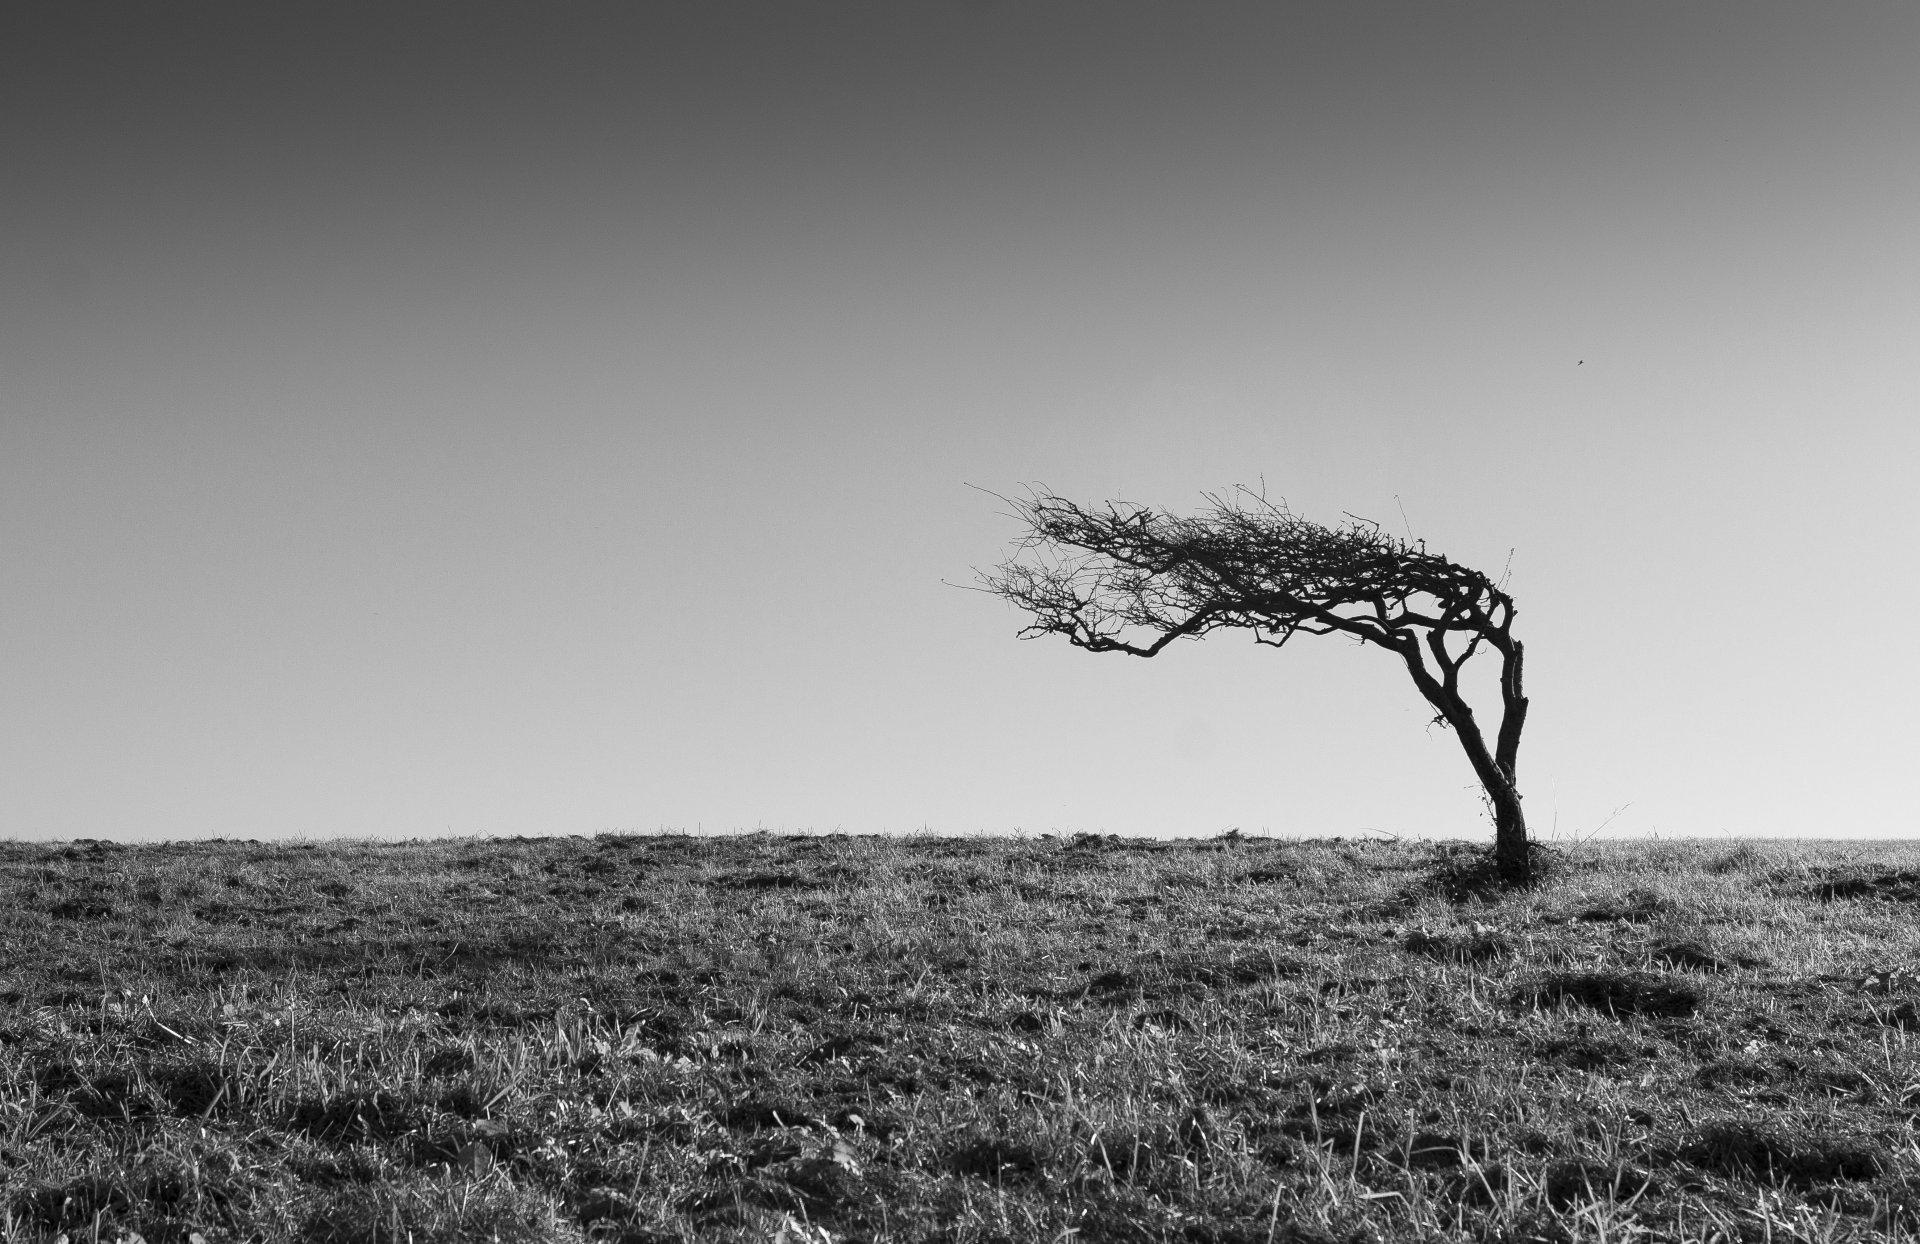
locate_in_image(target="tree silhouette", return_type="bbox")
[978,486,1532,882]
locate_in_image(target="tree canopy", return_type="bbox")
[979,486,1532,881]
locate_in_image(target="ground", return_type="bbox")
[1,831,1918,1243]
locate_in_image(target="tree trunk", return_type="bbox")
[1490,782,1529,884]
[1393,633,1530,885]
[1491,639,1530,884]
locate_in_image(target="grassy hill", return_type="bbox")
[1,831,1917,1243]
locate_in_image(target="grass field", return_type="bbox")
[2,831,1918,1243]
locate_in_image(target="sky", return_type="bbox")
[3,2,1916,845]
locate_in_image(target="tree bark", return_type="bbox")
[1491,639,1530,883]
[1490,783,1529,884]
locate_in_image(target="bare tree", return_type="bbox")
[977,486,1533,882]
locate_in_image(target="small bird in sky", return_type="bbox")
[1578,360,1584,365]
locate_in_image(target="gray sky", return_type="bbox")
[4,2,1916,843]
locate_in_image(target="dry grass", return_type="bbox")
[2,831,1919,1242]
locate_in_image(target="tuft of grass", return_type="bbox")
[1,832,1919,1242]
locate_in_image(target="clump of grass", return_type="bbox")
[1,833,1919,1242]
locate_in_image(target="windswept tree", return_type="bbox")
[978,487,1533,882]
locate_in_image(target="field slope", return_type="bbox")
[2,832,1919,1243]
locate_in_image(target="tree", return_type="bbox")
[977,486,1533,882]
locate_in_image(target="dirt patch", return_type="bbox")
[1652,938,1764,973]
[1813,870,1920,902]
[719,1098,825,1132]
[1675,1122,1883,1186]
[714,872,823,892]
[1082,970,1140,998]
[1695,1058,1773,1090]
[796,1032,880,1067]
[1168,952,1297,987]
[946,1136,1051,1183]
[1131,1008,1192,1032]
[49,900,116,921]
[1543,1161,1655,1209]
[1571,887,1672,923]
[1535,1035,1645,1071]
[1521,971,1699,1019]
[1404,927,1512,963]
